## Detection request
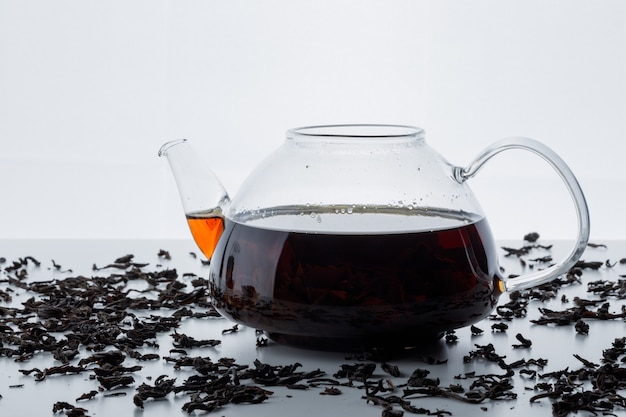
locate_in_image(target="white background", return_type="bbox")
[1,0,625,240]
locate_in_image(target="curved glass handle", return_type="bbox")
[454,137,590,292]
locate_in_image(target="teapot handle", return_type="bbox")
[454,137,590,292]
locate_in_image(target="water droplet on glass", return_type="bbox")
[347,207,353,214]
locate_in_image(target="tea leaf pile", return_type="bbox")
[1,239,626,416]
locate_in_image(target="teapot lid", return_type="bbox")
[286,124,425,143]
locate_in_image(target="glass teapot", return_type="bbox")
[159,124,589,351]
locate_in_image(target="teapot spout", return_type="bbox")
[159,139,230,258]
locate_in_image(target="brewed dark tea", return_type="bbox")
[186,213,224,259]
[199,207,505,350]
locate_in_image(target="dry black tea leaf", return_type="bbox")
[97,375,135,390]
[75,391,98,402]
[444,331,458,344]
[103,392,127,398]
[381,363,401,377]
[157,249,171,260]
[575,260,604,270]
[529,256,553,263]
[170,331,221,348]
[523,232,540,243]
[114,254,134,263]
[470,325,484,335]
[52,402,90,417]
[256,336,269,347]
[502,243,552,257]
[575,320,590,335]
[491,323,508,332]
[512,333,532,349]
[133,375,177,408]
[222,324,239,335]
[587,243,607,249]
[319,387,342,395]
[334,363,376,382]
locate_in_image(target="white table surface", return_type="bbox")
[1,238,625,417]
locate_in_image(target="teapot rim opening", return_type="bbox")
[287,124,425,142]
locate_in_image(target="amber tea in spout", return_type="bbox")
[186,212,224,259]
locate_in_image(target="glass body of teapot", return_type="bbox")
[160,125,589,351]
